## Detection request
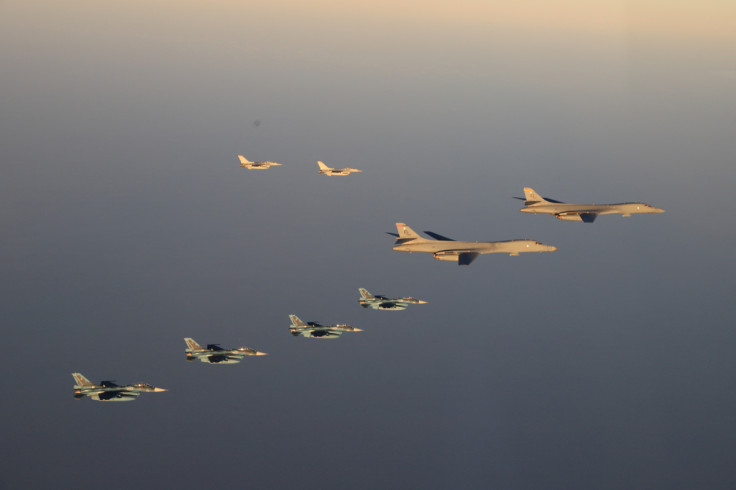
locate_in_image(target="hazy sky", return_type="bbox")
[2,1,735,489]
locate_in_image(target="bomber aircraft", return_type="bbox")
[317,161,362,176]
[184,338,268,364]
[238,155,283,169]
[358,288,427,311]
[289,314,362,338]
[517,187,665,223]
[389,222,557,265]
[72,373,166,402]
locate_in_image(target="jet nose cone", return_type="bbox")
[418,300,428,304]
[153,388,167,392]
[255,351,268,356]
[654,207,665,213]
[353,328,363,332]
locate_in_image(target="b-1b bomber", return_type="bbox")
[517,187,665,223]
[72,373,166,402]
[359,288,427,311]
[289,314,362,338]
[389,222,557,265]
[184,338,268,364]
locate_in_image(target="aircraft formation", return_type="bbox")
[73,156,665,400]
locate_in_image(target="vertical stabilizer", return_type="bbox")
[395,223,425,241]
[72,373,94,387]
[289,314,307,327]
[184,338,204,350]
[523,187,548,204]
[359,288,375,299]
[238,155,251,164]
[317,161,330,170]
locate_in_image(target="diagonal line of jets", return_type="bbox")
[72,156,664,401]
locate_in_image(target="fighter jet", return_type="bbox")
[358,288,427,311]
[517,187,665,223]
[72,373,166,402]
[289,314,362,338]
[238,155,283,169]
[389,222,557,265]
[184,338,268,364]
[317,161,362,176]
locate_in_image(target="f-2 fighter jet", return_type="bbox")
[358,288,427,311]
[289,314,362,338]
[72,373,166,402]
[184,338,268,364]
[238,155,283,169]
[317,161,362,176]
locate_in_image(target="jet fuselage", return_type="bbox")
[393,239,557,256]
[521,202,665,217]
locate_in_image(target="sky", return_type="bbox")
[1,1,735,488]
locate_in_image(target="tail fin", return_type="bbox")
[289,314,306,327]
[184,338,204,350]
[317,161,330,170]
[395,223,425,241]
[238,155,251,164]
[72,373,94,387]
[523,187,548,204]
[359,288,374,299]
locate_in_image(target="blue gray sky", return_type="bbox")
[1,1,735,488]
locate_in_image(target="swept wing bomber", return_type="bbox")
[72,373,166,402]
[359,288,427,310]
[317,161,362,176]
[238,155,283,169]
[517,187,665,223]
[184,338,267,364]
[289,314,362,338]
[389,222,557,265]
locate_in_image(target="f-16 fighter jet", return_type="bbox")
[389,222,557,265]
[317,161,362,176]
[184,338,267,364]
[72,373,166,402]
[517,187,665,223]
[238,155,283,169]
[358,288,427,311]
[289,314,362,338]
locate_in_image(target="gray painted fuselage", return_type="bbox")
[519,187,664,222]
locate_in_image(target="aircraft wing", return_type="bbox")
[207,354,243,363]
[458,252,480,265]
[556,211,598,222]
[424,231,455,241]
[579,213,597,223]
[98,390,139,400]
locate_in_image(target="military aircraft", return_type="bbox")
[317,161,362,176]
[516,187,665,223]
[184,338,268,364]
[72,373,166,402]
[238,155,283,169]
[358,288,427,311]
[289,314,362,338]
[389,222,557,265]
